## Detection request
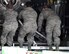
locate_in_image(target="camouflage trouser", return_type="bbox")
[1,22,18,46]
[18,22,37,50]
[46,19,61,46]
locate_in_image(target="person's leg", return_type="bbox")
[53,33,60,51]
[27,32,35,51]
[53,23,61,51]
[1,28,9,46]
[7,31,15,46]
[7,23,18,46]
[46,24,53,50]
[18,27,27,48]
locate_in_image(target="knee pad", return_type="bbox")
[54,37,60,46]
[1,36,7,45]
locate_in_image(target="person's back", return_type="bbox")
[3,9,18,24]
[41,8,60,21]
[20,7,37,23]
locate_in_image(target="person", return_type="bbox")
[38,3,61,51]
[18,1,37,50]
[1,0,18,46]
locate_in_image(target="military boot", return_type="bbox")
[55,45,59,51]
[49,45,53,50]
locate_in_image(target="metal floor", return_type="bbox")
[1,46,69,50]
[1,46,69,54]
[0,42,69,54]
[1,42,69,51]
[12,42,69,51]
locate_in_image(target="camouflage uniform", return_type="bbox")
[1,9,18,46]
[0,3,6,12]
[18,7,37,50]
[38,8,61,50]
[0,3,6,23]
[0,3,6,17]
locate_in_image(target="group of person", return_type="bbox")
[0,0,61,51]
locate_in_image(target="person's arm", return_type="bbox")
[18,11,24,25]
[38,13,44,32]
[18,11,22,20]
